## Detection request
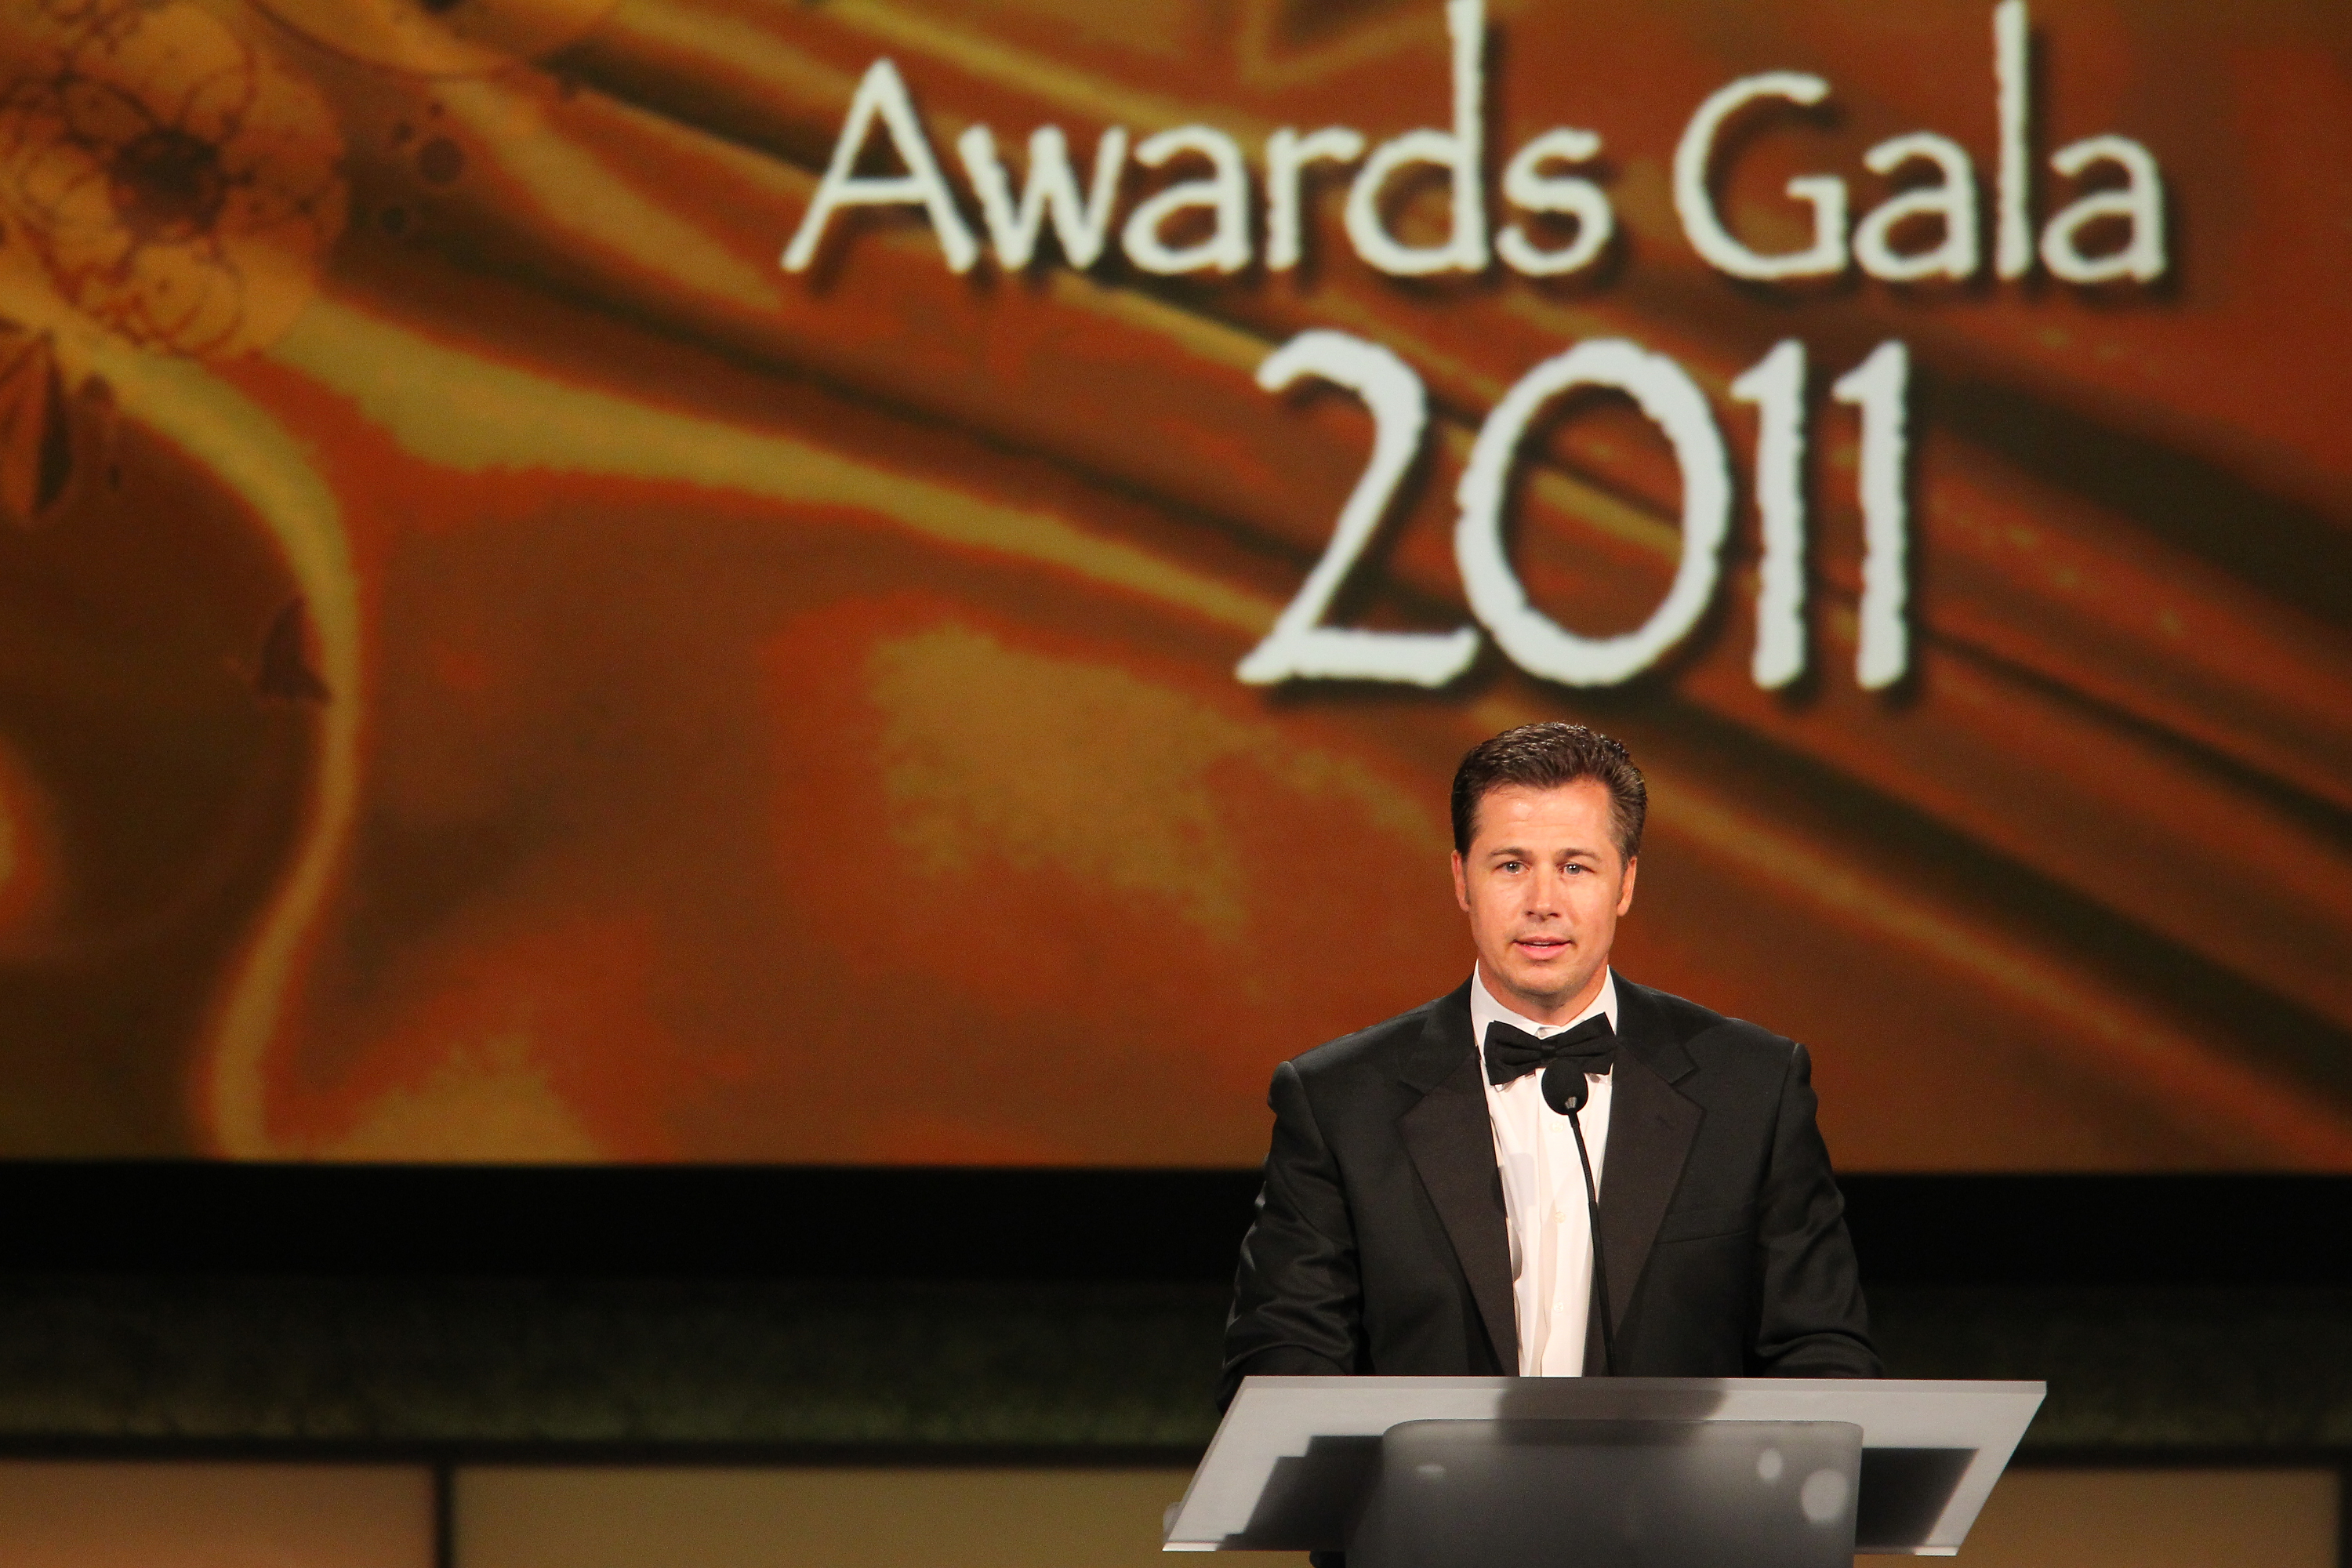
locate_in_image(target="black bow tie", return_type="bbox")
[1483,1014,1617,1088]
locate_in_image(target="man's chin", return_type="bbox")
[1493,954,1594,1010]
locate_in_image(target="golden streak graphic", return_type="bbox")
[78,340,361,1156]
[252,0,622,76]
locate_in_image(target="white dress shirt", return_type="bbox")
[1469,964,1618,1377]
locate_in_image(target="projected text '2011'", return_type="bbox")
[1236,334,1911,694]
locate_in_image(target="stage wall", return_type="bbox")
[0,0,2346,1167]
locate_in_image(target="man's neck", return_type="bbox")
[1475,963,1611,1029]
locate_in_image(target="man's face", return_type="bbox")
[1450,779,1637,1023]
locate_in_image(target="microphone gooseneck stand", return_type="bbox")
[1541,1062,1616,1377]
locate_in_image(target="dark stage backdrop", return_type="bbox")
[0,0,2345,1169]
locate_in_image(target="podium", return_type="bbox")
[1163,1377,2044,1566]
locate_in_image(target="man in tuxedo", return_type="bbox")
[1221,723,1877,1403]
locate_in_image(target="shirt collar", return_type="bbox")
[1469,964,1618,1051]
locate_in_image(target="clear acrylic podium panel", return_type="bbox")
[1349,1418,1864,1568]
[1163,1377,2045,1559]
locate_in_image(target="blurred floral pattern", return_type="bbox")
[0,0,344,357]
[0,0,2345,1169]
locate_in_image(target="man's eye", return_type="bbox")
[1501,860,1523,873]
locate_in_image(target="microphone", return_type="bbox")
[1542,1062,1617,1377]
[1540,1062,1588,1116]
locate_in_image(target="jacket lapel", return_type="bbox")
[1397,982,1517,1373]
[1595,979,1702,1340]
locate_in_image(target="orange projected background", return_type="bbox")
[0,0,2345,1168]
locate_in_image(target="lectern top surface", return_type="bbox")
[1163,1376,2045,1557]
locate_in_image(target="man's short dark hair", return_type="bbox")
[1450,723,1646,862]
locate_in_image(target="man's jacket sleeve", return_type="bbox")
[1751,1042,1882,1377]
[1219,1059,1363,1408]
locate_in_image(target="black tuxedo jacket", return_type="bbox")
[1221,976,1878,1403]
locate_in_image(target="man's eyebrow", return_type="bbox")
[1485,842,1601,860]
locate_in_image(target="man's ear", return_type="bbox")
[1451,850,1471,913]
[1617,854,1639,916]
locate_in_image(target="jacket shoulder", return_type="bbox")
[1289,991,1451,1083]
[1622,978,1800,1071]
